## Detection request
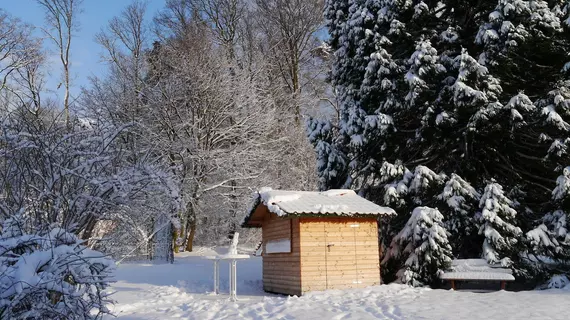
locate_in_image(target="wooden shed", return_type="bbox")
[242,189,395,296]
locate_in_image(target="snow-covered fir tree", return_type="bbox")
[380,163,446,239]
[313,0,570,284]
[553,167,570,204]
[528,167,570,263]
[307,118,349,189]
[540,82,570,164]
[478,182,522,267]
[438,174,481,257]
[382,206,453,287]
[405,39,446,108]
[382,163,446,211]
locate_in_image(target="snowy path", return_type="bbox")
[107,251,570,319]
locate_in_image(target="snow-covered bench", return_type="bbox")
[440,259,515,290]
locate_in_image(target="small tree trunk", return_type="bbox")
[172,226,180,253]
[64,64,70,128]
[168,223,174,263]
[148,216,155,260]
[185,222,196,252]
[183,199,197,252]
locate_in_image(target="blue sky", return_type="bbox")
[2,0,166,99]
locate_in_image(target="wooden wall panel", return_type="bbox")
[262,212,302,295]
[298,220,327,292]
[260,211,381,295]
[299,217,381,293]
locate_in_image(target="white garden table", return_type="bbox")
[204,254,250,301]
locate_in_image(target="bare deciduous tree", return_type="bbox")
[0,11,45,114]
[190,0,244,59]
[37,0,83,126]
[84,0,323,253]
[96,0,147,98]
[94,0,149,158]
[0,12,36,88]
[255,0,324,122]
[144,22,282,250]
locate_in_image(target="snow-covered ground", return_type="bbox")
[107,249,570,320]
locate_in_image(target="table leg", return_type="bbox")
[214,259,219,294]
[229,259,237,301]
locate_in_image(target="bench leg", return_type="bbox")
[451,280,455,290]
[501,281,506,290]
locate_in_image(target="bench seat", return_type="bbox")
[440,259,515,290]
[440,272,515,281]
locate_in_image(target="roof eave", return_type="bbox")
[240,194,261,228]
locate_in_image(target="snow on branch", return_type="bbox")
[0,214,114,319]
[553,167,570,201]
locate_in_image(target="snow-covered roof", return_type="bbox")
[440,259,515,281]
[242,188,395,227]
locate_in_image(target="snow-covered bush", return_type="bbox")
[382,207,453,287]
[0,109,181,263]
[544,274,570,290]
[0,214,114,319]
[527,211,569,260]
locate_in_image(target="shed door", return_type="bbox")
[324,220,360,289]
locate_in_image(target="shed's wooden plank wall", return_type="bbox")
[298,220,327,292]
[299,217,380,293]
[351,220,381,287]
[262,212,301,296]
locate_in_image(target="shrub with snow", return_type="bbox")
[0,215,114,319]
[382,207,453,287]
[527,210,569,260]
[545,274,570,290]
